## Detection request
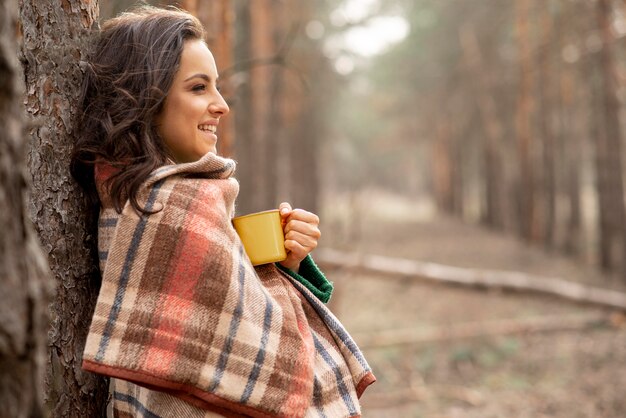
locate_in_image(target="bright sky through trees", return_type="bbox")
[323,0,409,74]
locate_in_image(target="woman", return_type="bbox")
[72,6,374,418]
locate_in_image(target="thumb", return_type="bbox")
[279,202,292,216]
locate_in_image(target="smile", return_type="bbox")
[198,124,217,133]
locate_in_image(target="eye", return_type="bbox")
[191,84,207,92]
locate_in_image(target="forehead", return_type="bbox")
[177,39,217,78]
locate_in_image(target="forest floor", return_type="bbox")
[319,189,626,418]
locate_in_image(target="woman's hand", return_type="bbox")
[278,202,321,273]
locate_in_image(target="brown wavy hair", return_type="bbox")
[71,6,205,213]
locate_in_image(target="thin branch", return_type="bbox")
[220,21,309,91]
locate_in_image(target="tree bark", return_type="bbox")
[458,23,506,229]
[193,0,236,157]
[557,9,582,257]
[233,0,256,214]
[596,0,626,275]
[248,0,276,212]
[283,0,321,214]
[19,0,109,416]
[432,115,454,213]
[233,0,283,214]
[538,2,556,249]
[0,0,51,416]
[515,0,539,242]
[561,69,582,256]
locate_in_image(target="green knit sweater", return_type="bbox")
[276,255,333,303]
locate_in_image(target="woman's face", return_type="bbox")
[156,39,229,163]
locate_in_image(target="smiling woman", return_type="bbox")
[70,5,374,418]
[155,39,229,162]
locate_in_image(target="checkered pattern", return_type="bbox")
[83,153,375,417]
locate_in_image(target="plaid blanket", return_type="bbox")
[83,152,375,417]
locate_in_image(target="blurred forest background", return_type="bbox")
[102,1,626,415]
[5,0,626,417]
[99,0,626,278]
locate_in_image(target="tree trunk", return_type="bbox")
[596,0,626,275]
[556,8,582,256]
[538,2,556,249]
[249,0,276,212]
[282,0,322,214]
[515,0,539,242]
[19,0,110,416]
[232,0,275,214]
[233,0,255,214]
[432,114,454,213]
[458,23,505,229]
[194,0,236,157]
[561,67,582,256]
[0,0,51,416]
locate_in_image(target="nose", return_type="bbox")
[209,90,229,116]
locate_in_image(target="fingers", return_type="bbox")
[282,208,320,226]
[277,202,321,271]
[285,229,319,250]
[283,213,320,242]
[282,240,308,269]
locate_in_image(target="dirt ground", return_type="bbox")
[319,190,626,418]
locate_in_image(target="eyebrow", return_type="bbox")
[183,73,217,82]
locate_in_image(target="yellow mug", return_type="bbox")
[232,209,287,266]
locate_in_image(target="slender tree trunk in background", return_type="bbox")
[233,0,254,213]
[538,2,556,248]
[0,0,51,416]
[289,85,321,214]
[515,0,539,242]
[587,56,613,269]
[250,0,275,211]
[560,61,582,256]
[233,0,321,213]
[194,0,236,157]
[19,0,110,415]
[459,24,505,229]
[450,113,464,217]
[432,115,453,212]
[431,91,461,215]
[264,0,287,209]
[284,0,321,214]
[596,0,626,275]
[233,0,276,214]
[554,7,583,257]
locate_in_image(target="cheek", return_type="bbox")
[159,95,206,139]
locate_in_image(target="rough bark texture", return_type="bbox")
[0,0,52,417]
[19,0,109,416]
